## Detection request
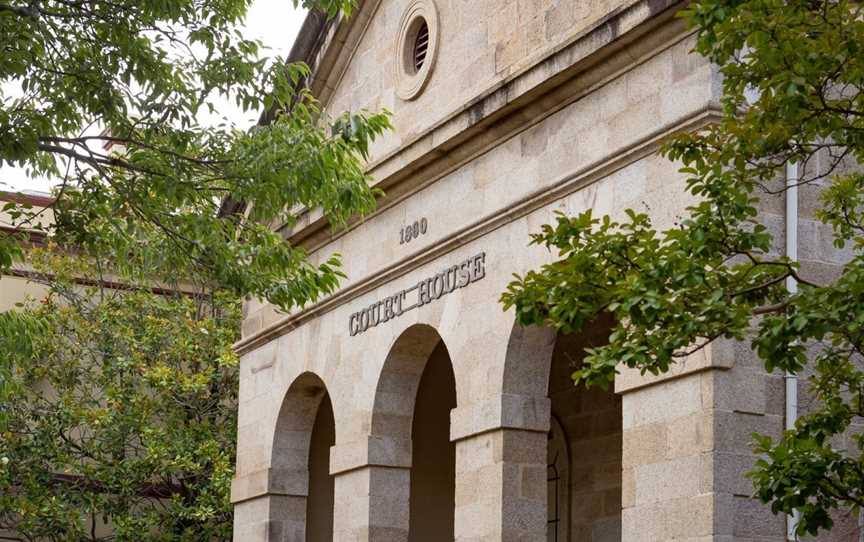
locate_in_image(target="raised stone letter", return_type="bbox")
[432,272,445,300]
[359,309,369,332]
[445,265,458,294]
[383,298,394,321]
[457,260,471,288]
[418,280,429,306]
[471,252,486,281]
[394,291,406,315]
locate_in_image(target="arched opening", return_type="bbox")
[369,324,457,541]
[306,391,335,542]
[548,320,622,541]
[501,316,622,542]
[408,339,457,541]
[271,372,335,542]
[548,415,570,542]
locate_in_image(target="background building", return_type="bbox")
[0,191,54,311]
[0,191,203,542]
[231,0,857,540]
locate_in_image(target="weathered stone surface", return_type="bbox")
[228,0,839,539]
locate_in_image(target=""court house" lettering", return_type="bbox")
[349,252,486,336]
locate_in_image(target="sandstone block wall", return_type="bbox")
[229,0,851,539]
[323,0,645,164]
[243,31,719,337]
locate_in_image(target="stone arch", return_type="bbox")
[369,323,450,460]
[364,323,458,541]
[501,323,556,398]
[270,371,335,542]
[499,315,622,542]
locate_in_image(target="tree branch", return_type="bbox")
[0,2,36,17]
[752,301,789,315]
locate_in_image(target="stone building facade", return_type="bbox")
[230,0,856,540]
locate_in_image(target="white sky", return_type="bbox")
[0,0,308,194]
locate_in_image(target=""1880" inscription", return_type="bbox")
[400,217,428,244]
[349,252,486,336]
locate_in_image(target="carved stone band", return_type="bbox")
[349,252,486,336]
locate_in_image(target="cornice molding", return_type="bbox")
[234,106,722,355]
[280,0,690,251]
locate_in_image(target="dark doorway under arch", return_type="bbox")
[408,340,457,541]
[271,371,336,542]
[547,321,622,542]
[306,390,335,542]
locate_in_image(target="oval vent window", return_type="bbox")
[413,20,430,73]
[395,0,438,101]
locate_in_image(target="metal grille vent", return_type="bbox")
[413,21,429,72]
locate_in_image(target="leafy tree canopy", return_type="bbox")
[0,2,390,537]
[502,0,864,536]
[0,0,390,308]
[0,249,241,541]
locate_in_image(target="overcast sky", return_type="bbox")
[0,0,308,194]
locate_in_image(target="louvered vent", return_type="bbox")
[413,21,430,73]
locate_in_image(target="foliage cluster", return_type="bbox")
[0,0,392,538]
[0,0,390,310]
[0,250,241,541]
[502,0,864,535]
